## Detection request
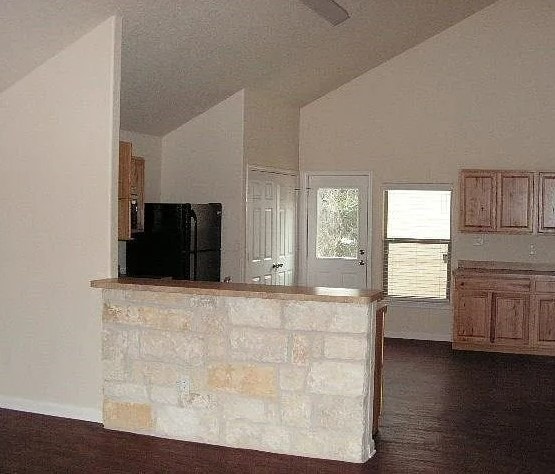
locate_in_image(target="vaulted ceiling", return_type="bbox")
[1,0,497,136]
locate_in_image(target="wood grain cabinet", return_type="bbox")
[459,170,497,232]
[454,277,530,347]
[459,170,534,233]
[131,156,145,232]
[118,141,145,240]
[454,266,555,356]
[538,172,555,233]
[118,141,133,240]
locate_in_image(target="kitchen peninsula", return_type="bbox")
[91,278,383,463]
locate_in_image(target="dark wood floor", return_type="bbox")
[2,339,554,473]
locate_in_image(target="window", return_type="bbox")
[383,186,452,302]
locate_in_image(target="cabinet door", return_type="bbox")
[454,290,491,343]
[459,170,497,232]
[132,157,145,232]
[533,295,555,349]
[119,141,132,198]
[497,172,534,233]
[538,173,555,233]
[491,293,529,346]
[118,198,131,241]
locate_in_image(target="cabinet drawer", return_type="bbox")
[534,279,555,294]
[457,278,531,292]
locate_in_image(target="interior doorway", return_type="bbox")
[245,168,298,285]
[304,173,371,289]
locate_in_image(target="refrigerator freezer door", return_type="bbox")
[191,203,222,252]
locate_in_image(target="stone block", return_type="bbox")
[103,400,153,431]
[207,364,277,398]
[140,331,204,365]
[156,405,219,443]
[150,385,179,406]
[265,401,281,423]
[323,335,367,360]
[179,392,216,409]
[220,396,266,422]
[103,358,127,381]
[328,304,370,334]
[291,428,363,462]
[102,326,128,360]
[192,309,227,334]
[103,289,126,304]
[283,302,332,331]
[102,304,126,323]
[312,395,365,433]
[279,366,307,391]
[225,420,291,453]
[138,307,192,332]
[125,290,198,307]
[227,297,282,328]
[307,361,366,396]
[202,334,226,361]
[230,328,287,363]
[129,361,181,386]
[104,382,148,402]
[291,333,323,365]
[281,393,311,428]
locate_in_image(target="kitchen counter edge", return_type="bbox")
[91,278,384,304]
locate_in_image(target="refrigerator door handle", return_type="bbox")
[191,210,198,280]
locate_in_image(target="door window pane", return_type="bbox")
[316,188,359,258]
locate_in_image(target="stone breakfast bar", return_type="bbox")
[91,278,384,463]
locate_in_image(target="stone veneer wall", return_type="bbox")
[101,289,376,462]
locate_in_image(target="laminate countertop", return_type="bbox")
[455,260,555,277]
[91,278,384,304]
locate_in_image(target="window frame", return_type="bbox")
[382,183,453,304]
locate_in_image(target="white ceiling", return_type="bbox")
[1,0,497,136]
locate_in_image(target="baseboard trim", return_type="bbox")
[385,331,452,342]
[0,395,101,423]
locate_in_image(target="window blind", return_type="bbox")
[383,189,452,301]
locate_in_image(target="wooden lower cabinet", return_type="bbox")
[455,291,490,343]
[491,293,529,346]
[533,295,555,349]
[453,270,554,356]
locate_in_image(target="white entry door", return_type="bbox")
[306,174,369,289]
[246,169,297,285]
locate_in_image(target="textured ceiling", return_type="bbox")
[1,0,497,136]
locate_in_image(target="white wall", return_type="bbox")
[0,17,121,420]
[161,91,245,282]
[244,89,300,171]
[300,0,555,341]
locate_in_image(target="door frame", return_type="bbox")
[244,165,300,283]
[299,171,373,288]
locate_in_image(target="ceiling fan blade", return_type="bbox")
[299,0,350,26]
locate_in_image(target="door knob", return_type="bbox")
[358,260,366,266]
[272,263,284,269]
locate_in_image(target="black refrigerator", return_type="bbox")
[126,203,222,281]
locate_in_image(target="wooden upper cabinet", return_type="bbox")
[459,170,533,233]
[459,170,497,232]
[538,173,555,233]
[131,157,145,232]
[497,172,534,233]
[119,141,132,199]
